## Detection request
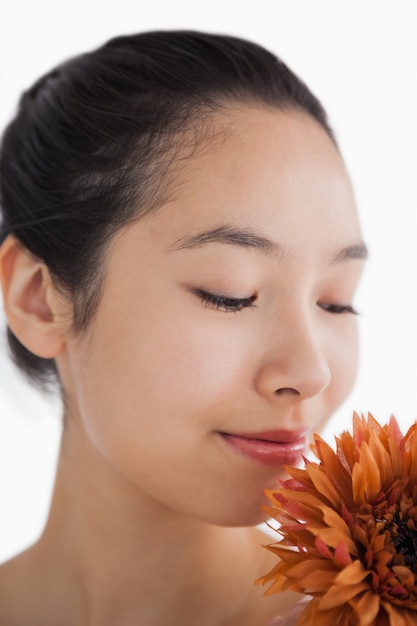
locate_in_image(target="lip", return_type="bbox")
[220,429,307,467]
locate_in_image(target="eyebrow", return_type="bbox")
[172,225,285,256]
[172,224,368,263]
[331,243,368,263]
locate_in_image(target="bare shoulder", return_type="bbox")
[0,547,52,626]
[0,552,30,624]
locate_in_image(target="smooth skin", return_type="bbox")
[0,107,366,625]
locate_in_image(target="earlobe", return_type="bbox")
[0,235,68,359]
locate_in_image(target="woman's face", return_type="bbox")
[60,107,366,526]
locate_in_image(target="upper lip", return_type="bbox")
[223,429,308,443]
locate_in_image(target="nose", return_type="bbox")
[254,311,331,402]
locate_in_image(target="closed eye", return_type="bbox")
[194,289,257,312]
[318,302,359,315]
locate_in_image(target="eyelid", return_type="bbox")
[192,288,257,312]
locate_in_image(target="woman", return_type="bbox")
[0,31,367,625]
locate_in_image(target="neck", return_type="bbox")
[30,419,270,626]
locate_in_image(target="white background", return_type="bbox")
[0,0,416,563]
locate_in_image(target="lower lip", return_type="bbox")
[221,433,306,467]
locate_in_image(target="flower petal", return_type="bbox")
[352,462,366,505]
[319,505,357,549]
[359,441,382,502]
[334,540,353,567]
[387,415,403,447]
[306,464,343,508]
[308,527,357,556]
[299,600,353,626]
[297,572,337,593]
[382,601,417,626]
[334,559,369,585]
[368,430,392,486]
[353,590,381,626]
[319,582,369,609]
[285,558,336,580]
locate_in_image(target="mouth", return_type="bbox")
[219,429,308,467]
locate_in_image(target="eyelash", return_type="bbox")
[195,289,257,312]
[318,303,359,315]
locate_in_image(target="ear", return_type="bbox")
[0,235,70,359]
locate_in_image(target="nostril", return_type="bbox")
[274,387,300,396]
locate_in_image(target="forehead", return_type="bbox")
[150,106,360,252]
[170,106,349,200]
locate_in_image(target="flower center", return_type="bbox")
[391,519,417,569]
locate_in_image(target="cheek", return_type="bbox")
[70,306,254,454]
[126,315,254,421]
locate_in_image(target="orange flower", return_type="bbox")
[256,413,417,625]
